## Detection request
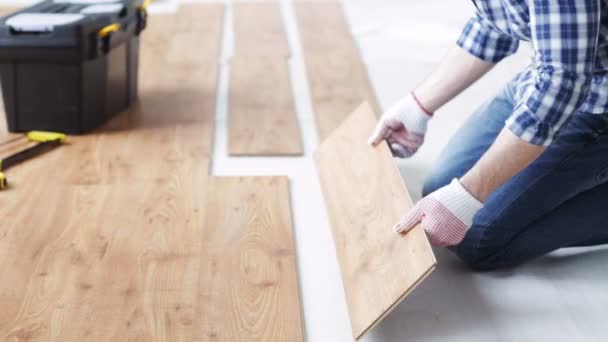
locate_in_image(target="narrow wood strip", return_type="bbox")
[0,7,18,17]
[0,161,208,341]
[304,53,381,139]
[139,6,223,127]
[200,177,304,341]
[233,2,289,57]
[295,1,358,54]
[314,103,436,340]
[295,1,380,139]
[228,57,302,156]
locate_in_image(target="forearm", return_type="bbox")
[460,128,546,202]
[414,46,495,112]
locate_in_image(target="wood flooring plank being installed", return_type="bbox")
[200,177,304,342]
[314,103,436,340]
[295,1,381,140]
[229,2,303,156]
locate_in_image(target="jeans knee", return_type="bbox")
[454,250,500,271]
[452,243,515,271]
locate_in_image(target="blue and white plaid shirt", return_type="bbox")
[457,0,607,146]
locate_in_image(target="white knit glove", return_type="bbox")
[394,179,483,246]
[368,93,432,158]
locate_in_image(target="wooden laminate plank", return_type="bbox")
[139,8,222,127]
[295,1,358,54]
[305,53,381,140]
[167,4,225,65]
[295,1,380,140]
[314,103,436,340]
[0,7,18,18]
[0,160,207,341]
[233,2,289,57]
[228,57,302,156]
[63,124,210,185]
[200,177,304,341]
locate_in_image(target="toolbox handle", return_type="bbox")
[98,22,121,38]
[96,22,121,54]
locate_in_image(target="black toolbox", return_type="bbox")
[0,0,147,134]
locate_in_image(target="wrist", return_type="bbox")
[391,93,432,135]
[433,179,483,228]
[459,171,490,202]
[410,91,434,116]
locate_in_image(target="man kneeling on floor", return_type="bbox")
[369,0,608,270]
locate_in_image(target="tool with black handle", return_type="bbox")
[0,131,67,189]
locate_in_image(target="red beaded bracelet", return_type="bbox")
[411,91,433,116]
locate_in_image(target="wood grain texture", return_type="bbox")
[167,4,225,65]
[233,2,289,57]
[228,57,302,156]
[0,7,18,17]
[62,124,210,185]
[295,1,358,54]
[314,103,436,340]
[304,53,381,140]
[0,160,208,341]
[139,7,222,128]
[0,7,224,339]
[295,2,381,139]
[200,177,304,342]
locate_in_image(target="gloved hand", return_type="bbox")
[394,179,483,246]
[368,92,432,158]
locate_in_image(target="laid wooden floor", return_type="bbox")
[0,160,208,341]
[200,177,304,341]
[295,1,381,139]
[0,5,306,340]
[315,103,436,340]
[167,4,225,65]
[229,2,302,156]
[0,174,305,341]
[228,57,302,156]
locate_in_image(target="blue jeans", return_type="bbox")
[423,82,608,270]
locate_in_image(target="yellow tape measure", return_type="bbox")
[27,131,67,143]
[0,172,6,190]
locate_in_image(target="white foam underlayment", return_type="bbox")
[3,0,608,341]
